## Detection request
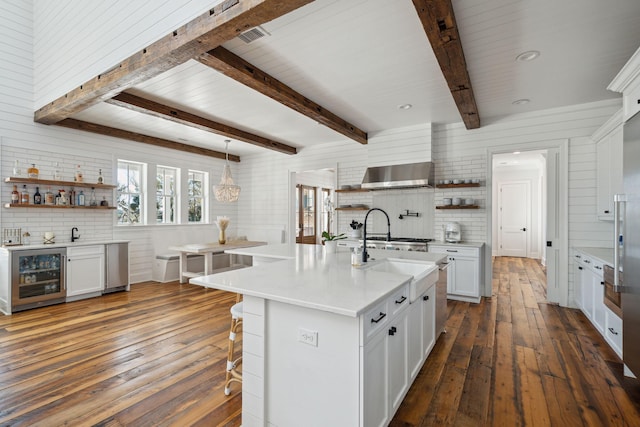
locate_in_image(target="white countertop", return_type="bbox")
[0,240,129,251]
[574,247,614,266]
[224,242,301,259]
[191,244,437,317]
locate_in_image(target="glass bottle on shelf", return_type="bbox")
[77,190,85,206]
[33,187,42,205]
[27,163,39,179]
[90,187,97,206]
[74,165,83,183]
[69,187,76,206]
[44,187,54,205]
[97,169,104,184]
[100,196,108,207]
[20,185,29,204]
[11,185,19,204]
[12,160,21,177]
[54,162,62,180]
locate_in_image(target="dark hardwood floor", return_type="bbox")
[0,257,638,426]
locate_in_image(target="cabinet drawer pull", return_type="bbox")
[388,326,397,336]
[595,265,602,270]
[608,327,619,335]
[371,312,386,323]
[575,255,582,258]
[604,210,610,214]
[584,260,591,264]
[446,249,458,253]
[395,296,407,305]
[423,295,429,301]
[578,266,583,270]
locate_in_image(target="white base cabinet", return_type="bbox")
[243,281,440,427]
[67,245,105,299]
[429,244,484,303]
[573,249,622,358]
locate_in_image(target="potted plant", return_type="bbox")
[322,231,346,253]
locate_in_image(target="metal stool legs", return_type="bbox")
[224,296,243,396]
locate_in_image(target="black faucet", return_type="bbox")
[71,227,80,242]
[362,208,391,263]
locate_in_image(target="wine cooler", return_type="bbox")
[11,248,66,311]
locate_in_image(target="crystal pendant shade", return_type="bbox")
[214,140,241,203]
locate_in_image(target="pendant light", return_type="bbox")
[214,140,241,203]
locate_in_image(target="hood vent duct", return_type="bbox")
[361,161,435,189]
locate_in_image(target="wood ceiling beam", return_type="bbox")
[56,119,240,162]
[197,47,368,144]
[34,0,314,125]
[106,92,297,155]
[411,0,480,129]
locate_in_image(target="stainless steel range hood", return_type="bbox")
[361,161,435,189]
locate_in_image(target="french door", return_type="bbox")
[296,185,317,244]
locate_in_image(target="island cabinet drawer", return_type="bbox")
[363,299,389,343]
[429,245,478,257]
[389,283,410,317]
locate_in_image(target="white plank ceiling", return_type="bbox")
[71,0,640,157]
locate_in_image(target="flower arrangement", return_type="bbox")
[215,216,230,244]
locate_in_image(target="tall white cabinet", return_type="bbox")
[593,110,624,221]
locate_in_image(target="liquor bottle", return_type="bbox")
[55,190,61,205]
[45,187,55,205]
[33,187,42,205]
[54,162,62,180]
[77,190,85,206]
[11,185,19,204]
[97,169,104,184]
[20,185,29,204]
[27,164,39,179]
[74,165,83,182]
[90,187,97,206]
[12,160,21,177]
[69,188,76,206]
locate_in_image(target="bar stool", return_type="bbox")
[224,294,243,396]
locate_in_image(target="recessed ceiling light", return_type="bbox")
[516,50,540,62]
[398,104,412,110]
[512,99,530,105]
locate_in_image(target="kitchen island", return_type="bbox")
[190,244,445,427]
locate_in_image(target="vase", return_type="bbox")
[325,240,337,253]
[219,229,226,245]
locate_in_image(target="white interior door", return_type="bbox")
[498,181,530,257]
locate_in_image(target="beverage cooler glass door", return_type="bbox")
[11,248,66,311]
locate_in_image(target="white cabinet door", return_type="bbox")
[596,126,623,220]
[407,299,423,381]
[450,256,478,298]
[580,264,594,321]
[388,307,409,413]
[67,245,104,297]
[421,285,436,359]
[573,259,583,309]
[362,327,389,427]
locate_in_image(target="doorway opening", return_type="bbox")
[492,150,547,295]
[487,140,569,306]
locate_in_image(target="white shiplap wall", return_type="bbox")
[1,1,236,283]
[33,0,224,108]
[431,101,620,305]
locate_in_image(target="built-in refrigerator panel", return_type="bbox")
[620,110,640,377]
[11,248,66,312]
[105,242,129,293]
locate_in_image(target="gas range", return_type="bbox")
[361,237,433,252]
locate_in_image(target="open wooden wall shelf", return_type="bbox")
[4,204,115,210]
[436,183,480,189]
[335,188,369,193]
[5,177,116,189]
[436,205,479,210]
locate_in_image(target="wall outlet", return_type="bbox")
[298,327,318,347]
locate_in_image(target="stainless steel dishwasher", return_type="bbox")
[104,242,129,293]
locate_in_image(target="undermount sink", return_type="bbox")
[364,258,439,302]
